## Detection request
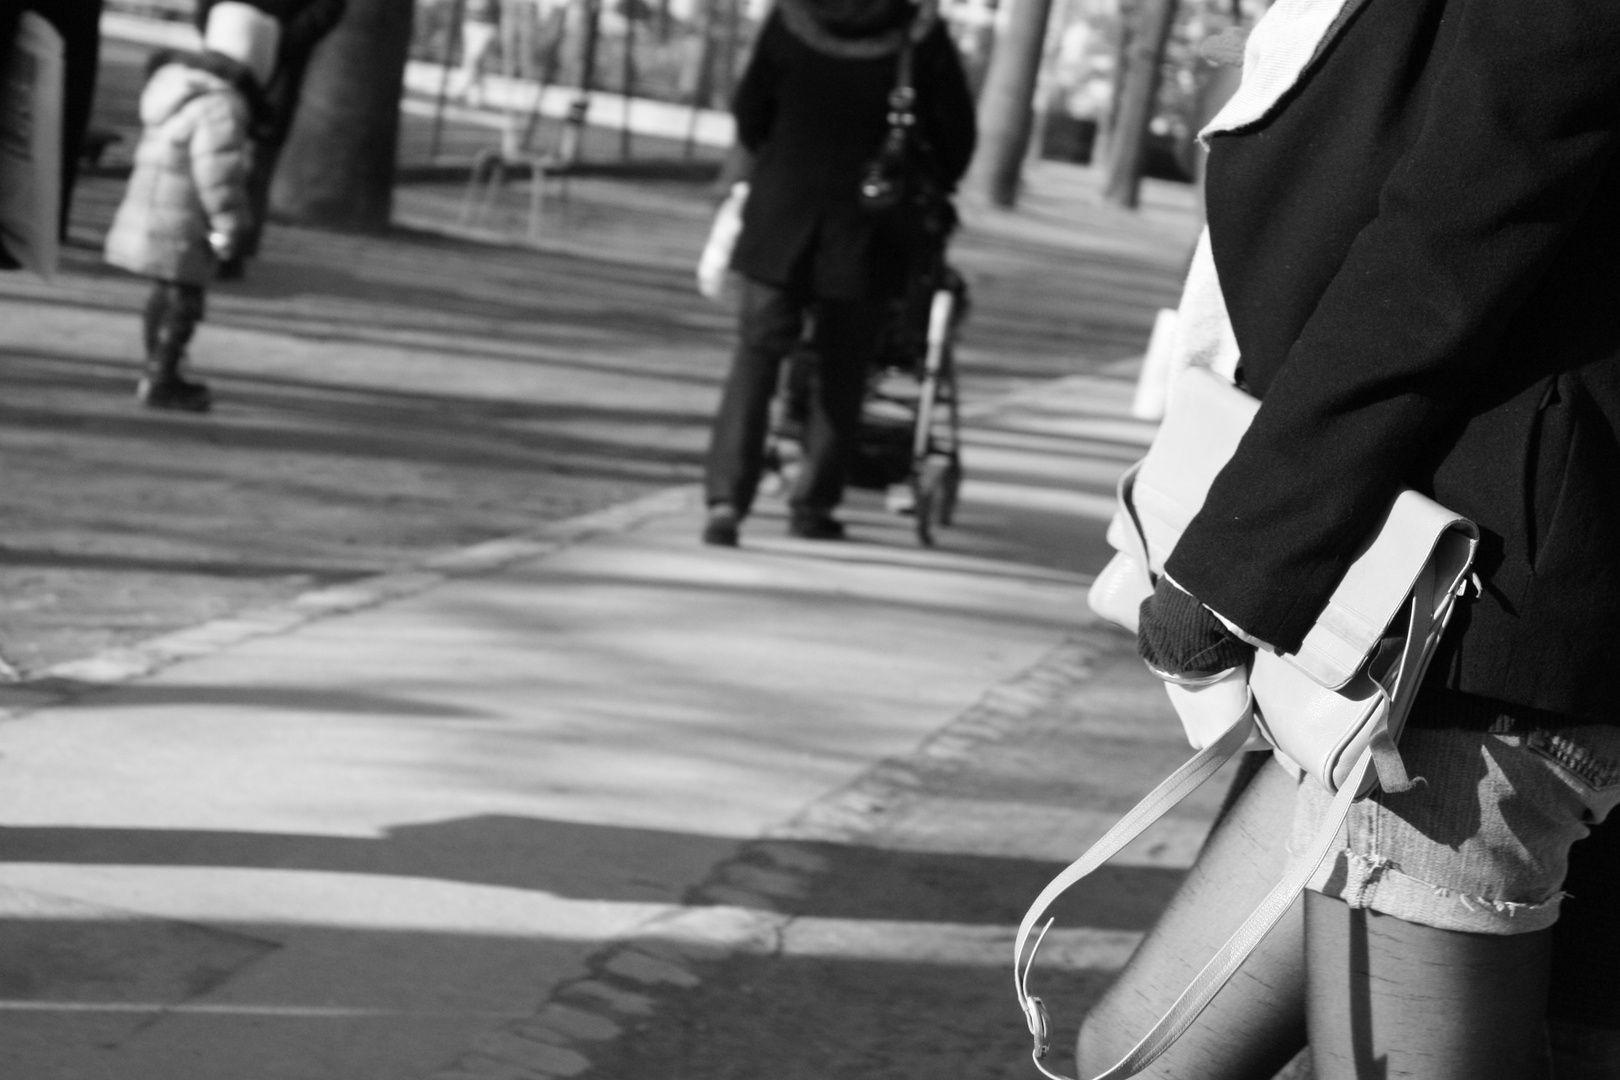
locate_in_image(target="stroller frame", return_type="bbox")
[865,259,967,546]
[766,239,967,547]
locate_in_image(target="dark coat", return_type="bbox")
[195,0,347,142]
[1166,0,1620,723]
[729,0,976,301]
[8,0,105,239]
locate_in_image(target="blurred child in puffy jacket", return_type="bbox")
[103,2,276,412]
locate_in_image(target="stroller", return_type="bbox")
[766,213,968,547]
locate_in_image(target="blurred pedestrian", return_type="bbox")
[194,0,347,279]
[32,0,105,237]
[453,0,499,108]
[103,1,276,411]
[700,0,975,547]
[0,0,105,269]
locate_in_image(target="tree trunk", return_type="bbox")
[1102,0,1176,209]
[271,0,415,231]
[685,0,720,111]
[970,0,1056,208]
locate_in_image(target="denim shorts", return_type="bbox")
[1288,724,1620,934]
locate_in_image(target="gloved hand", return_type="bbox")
[1137,576,1254,679]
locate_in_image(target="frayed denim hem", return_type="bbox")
[1307,848,1565,935]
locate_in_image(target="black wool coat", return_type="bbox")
[729,3,976,301]
[1166,0,1620,724]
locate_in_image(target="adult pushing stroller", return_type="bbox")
[700,0,978,548]
[766,204,968,547]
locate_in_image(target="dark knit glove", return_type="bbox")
[1137,576,1254,678]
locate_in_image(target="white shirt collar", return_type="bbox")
[1200,0,1369,143]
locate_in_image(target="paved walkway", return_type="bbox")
[0,370,1248,1080]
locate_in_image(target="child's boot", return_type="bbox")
[138,350,212,412]
[138,285,211,412]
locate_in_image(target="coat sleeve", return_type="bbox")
[731,13,783,153]
[281,0,347,65]
[1165,0,1620,652]
[186,94,253,245]
[916,23,976,188]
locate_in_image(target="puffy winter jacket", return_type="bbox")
[104,52,255,286]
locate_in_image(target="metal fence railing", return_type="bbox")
[407,0,752,165]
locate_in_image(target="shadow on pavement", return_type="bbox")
[0,818,1178,928]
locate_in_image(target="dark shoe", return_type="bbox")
[702,504,740,547]
[137,372,212,412]
[788,511,845,541]
[215,255,246,281]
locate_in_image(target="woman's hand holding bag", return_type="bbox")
[1014,364,1478,1080]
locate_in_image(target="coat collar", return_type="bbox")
[776,0,939,59]
[1200,0,1369,142]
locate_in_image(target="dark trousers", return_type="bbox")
[704,278,882,516]
[241,57,313,260]
[142,280,205,361]
[238,137,283,260]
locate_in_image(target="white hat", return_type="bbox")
[204,1,283,87]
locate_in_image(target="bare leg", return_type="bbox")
[1076,755,1308,1079]
[1304,894,1552,1080]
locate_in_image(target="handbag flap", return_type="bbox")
[1129,366,1258,573]
[1117,365,1479,690]
[1291,495,1478,688]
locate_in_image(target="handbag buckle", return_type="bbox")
[1023,995,1051,1059]
[887,86,917,126]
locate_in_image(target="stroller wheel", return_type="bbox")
[939,454,963,526]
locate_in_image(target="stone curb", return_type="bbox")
[427,634,1105,1079]
[0,485,700,723]
[766,635,1102,846]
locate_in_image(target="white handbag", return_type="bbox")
[1014,365,1479,1080]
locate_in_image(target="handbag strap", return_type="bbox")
[1013,716,1252,1079]
[1013,561,1454,1080]
[888,34,917,129]
[1014,731,1372,1080]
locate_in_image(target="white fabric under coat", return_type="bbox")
[1199,0,1367,141]
[1168,0,1362,388]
